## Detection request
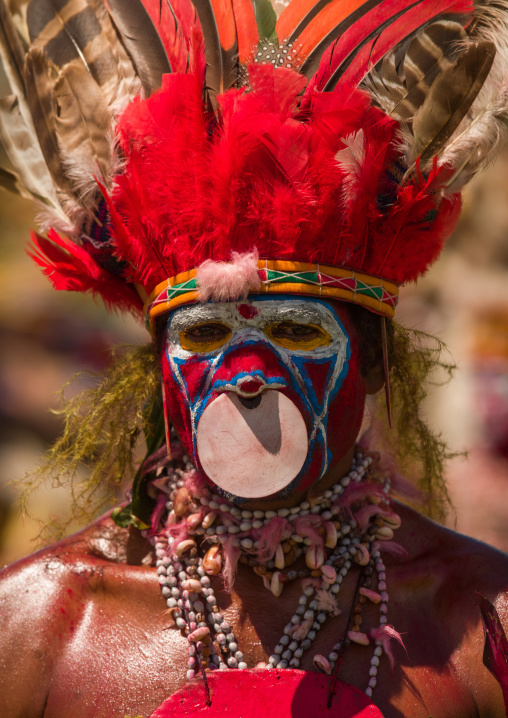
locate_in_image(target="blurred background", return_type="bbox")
[3,118,508,567]
[0,184,147,565]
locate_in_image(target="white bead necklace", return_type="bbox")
[150,446,402,700]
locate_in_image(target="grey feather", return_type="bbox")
[106,0,172,95]
[0,93,64,210]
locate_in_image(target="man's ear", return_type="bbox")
[365,360,385,395]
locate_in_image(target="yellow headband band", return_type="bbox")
[144,260,399,326]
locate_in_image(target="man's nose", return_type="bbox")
[211,342,289,397]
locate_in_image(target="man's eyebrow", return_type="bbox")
[169,307,231,329]
[258,305,332,323]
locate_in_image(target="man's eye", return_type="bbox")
[180,323,232,351]
[270,322,322,340]
[266,322,332,350]
[185,324,230,339]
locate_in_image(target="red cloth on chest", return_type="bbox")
[149,669,385,716]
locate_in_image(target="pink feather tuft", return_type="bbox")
[369,625,407,671]
[337,482,387,509]
[292,617,314,641]
[184,468,209,497]
[353,505,400,532]
[167,519,190,551]
[197,249,261,302]
[256,517,288,561]
[301,577,321,590]
[150,491,168,535]
[293,516,324,551]
[221,536,240,591]
[370,540,409,560]
[142,445,172,476]
[316,588,341,616]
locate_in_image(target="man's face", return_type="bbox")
[161,296,367,501]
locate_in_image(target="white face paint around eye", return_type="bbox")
[166,296,348,361]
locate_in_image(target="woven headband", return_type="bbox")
[145,260,399,325]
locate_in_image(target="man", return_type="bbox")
[1,0,508,715]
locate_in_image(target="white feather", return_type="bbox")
[335,129,366,202]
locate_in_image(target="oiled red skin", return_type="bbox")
[0,502,507,718]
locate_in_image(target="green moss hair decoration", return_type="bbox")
[18,344,160,539]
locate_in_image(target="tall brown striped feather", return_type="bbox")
[0,0,26,96]
[0,93,64,208]
[53,61,113,187]
[0,165,28,198]
[87,0,141,106]
[24,47,74,194]
[415,40,496,161]
[365,20,468,122]
[106,0,172,94]
[27,0,139,110]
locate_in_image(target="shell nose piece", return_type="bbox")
[236,376,265,397]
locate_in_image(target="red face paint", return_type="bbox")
[237,303,259,319]
[161,298,367,501]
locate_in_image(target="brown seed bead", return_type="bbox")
[310,569,322,577]
[282,542,291,554]
[374,516,384,527]
[284,548,296,566]
[253,566,267,576]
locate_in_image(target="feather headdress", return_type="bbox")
[2,0,508,323]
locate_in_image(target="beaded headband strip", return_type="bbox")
[145,260,400,326]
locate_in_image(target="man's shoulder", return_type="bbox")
[394,502,508,625]
[0,518,159,714]
[0,516,155,614]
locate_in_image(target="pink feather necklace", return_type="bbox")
[147,440,405,709]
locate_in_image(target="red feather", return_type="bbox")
[290,0,378,69]
[210,0,237,54]
[108,64,460,298]
[232,0,259,63]
[141,0,206,74]
[27,230,143,315]
[307,0,473,94]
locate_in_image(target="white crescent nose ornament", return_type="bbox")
[196,389,309,498]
